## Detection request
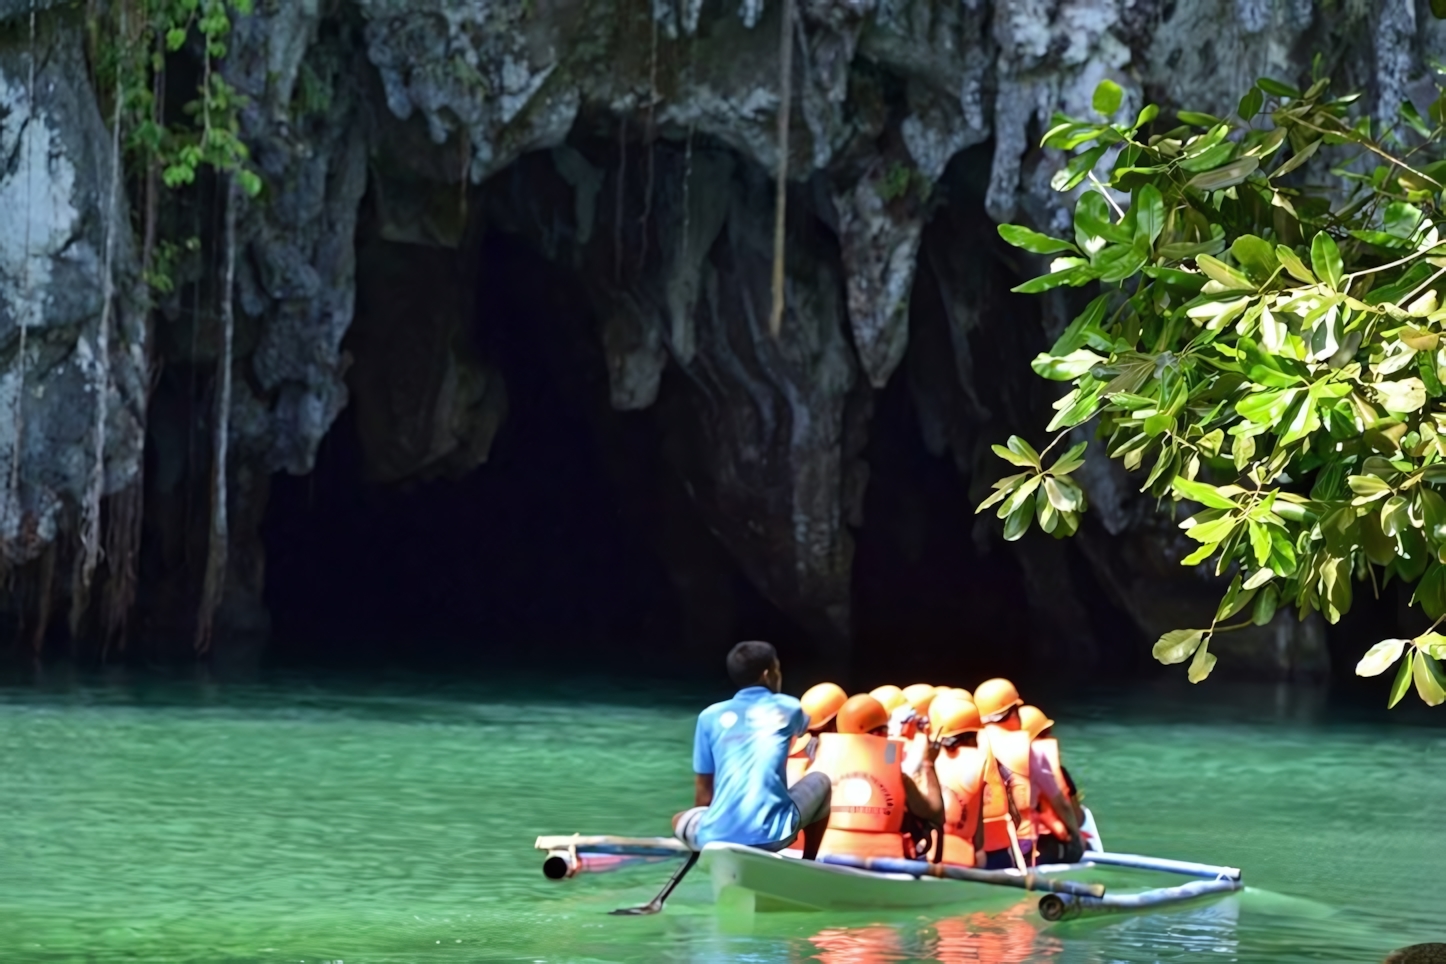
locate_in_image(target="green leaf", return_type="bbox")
[1348,475,1393,502]
[1248,520,1272,566]
[1374,378,1427,414]
[1002,502,1033,542]
[1031,349,1106,381]
[998,224,1080,256]
[1256,78,1300,98]
[1238,87,1264,120]
[1310,232,1344,290]
[1413,651,1446,706]
[1049,441,1089,477]
[1187,637,1217,683]
[1270,139,1321,180]
[1388,650,1415,707]
[1186,156,1260,192]
[1006,435,1042,467]
[1176,111,1222,127]
[1252,584,1279,625]
[1012,264,1097,294]
[1133,185,1165,245]
[1172,477,1239,510]
[1153,629,1206,665]
[991,443,1038,468]
[1195,254,1253,290]
[1230,235,1279,283]
[1275,245,1316,284]
[1050,295,1110,356]
[1043,477,1079,512]
[1357,638,1408,677]
[1093,79,1124,117]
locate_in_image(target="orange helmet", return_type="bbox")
[946,686,973,701]
[930,694,983,739]
[901,683,938,715]
[1019,705,1055,739]
[800,682,848,731]
[837,694,890,735]
[974,678,1023,723]
[868,685,906,713]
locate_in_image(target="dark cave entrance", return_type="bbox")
[262,195,806,675]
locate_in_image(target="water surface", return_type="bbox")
[1,672,1442,963]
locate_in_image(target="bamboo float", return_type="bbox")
[816,854,1105,898]
[1083,851,1241,880]
[1038,877,1243,921]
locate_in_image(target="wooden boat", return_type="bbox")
[699,842,1104,912]
[536,815,1244,918]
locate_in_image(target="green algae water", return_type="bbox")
[2,673,1443,963]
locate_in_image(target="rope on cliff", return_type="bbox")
[768,0,795,338]
[71,3,127,638]
[6,2,38,565]
[195,174,239,654]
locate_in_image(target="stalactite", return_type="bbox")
[6,3,39,561]
[70,11,126,638]
[769,0,795,338]
[195,175,240,653]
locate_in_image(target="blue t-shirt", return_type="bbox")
[691,686,809,847]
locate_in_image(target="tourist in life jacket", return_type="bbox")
[674,641,832,860]
[973,677,1037,869]
[1019,704,1084,863]
[927,692,989,868]
[787,682,848,785]
[806,693,943,860]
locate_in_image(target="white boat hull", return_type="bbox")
[699,843,1095,913]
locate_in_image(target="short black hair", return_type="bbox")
[727,640,778,685]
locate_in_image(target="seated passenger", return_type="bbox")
[974,678,1036,869]
[787,682,848,784]
[807,694,943,861]
[928,693,990,868]
[674,641,832,860]
[1019,705,1084,863]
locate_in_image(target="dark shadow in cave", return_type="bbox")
[263,202,807,676]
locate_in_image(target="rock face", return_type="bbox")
[0,0,1440,675]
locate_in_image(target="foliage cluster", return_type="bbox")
[985,72,1446,706]
[91,0,261,289]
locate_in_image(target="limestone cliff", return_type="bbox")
[0,0,1437,676]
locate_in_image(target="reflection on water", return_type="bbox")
[0,673,1441,963]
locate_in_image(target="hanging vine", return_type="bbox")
[768,0,795,338]
[73,0,262,650]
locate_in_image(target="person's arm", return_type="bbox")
[903,739,944,824]
[694,773,715,807]
[691,714,715,806]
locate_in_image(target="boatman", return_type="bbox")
[673,641,833,860]
[1019,704,1084,862]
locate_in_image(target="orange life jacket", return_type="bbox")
[981,725,1035,855]
[786,733,819,785]
[934,745,986,867]
[807,731,909,859]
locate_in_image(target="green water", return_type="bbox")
[2,673,1443,963]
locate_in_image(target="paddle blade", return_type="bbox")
[607,903,662,916]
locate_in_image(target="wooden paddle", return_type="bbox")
[608,850,700,916]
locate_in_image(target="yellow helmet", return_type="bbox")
[1019,705,1055,739]
[974,678,1023,723]
[837,694,890,735]
[929,694,983,739]
[901,683,938,714]
[868,685,906,713]
[800,682,848,731]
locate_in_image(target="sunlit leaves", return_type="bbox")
[984,74,1446,705]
